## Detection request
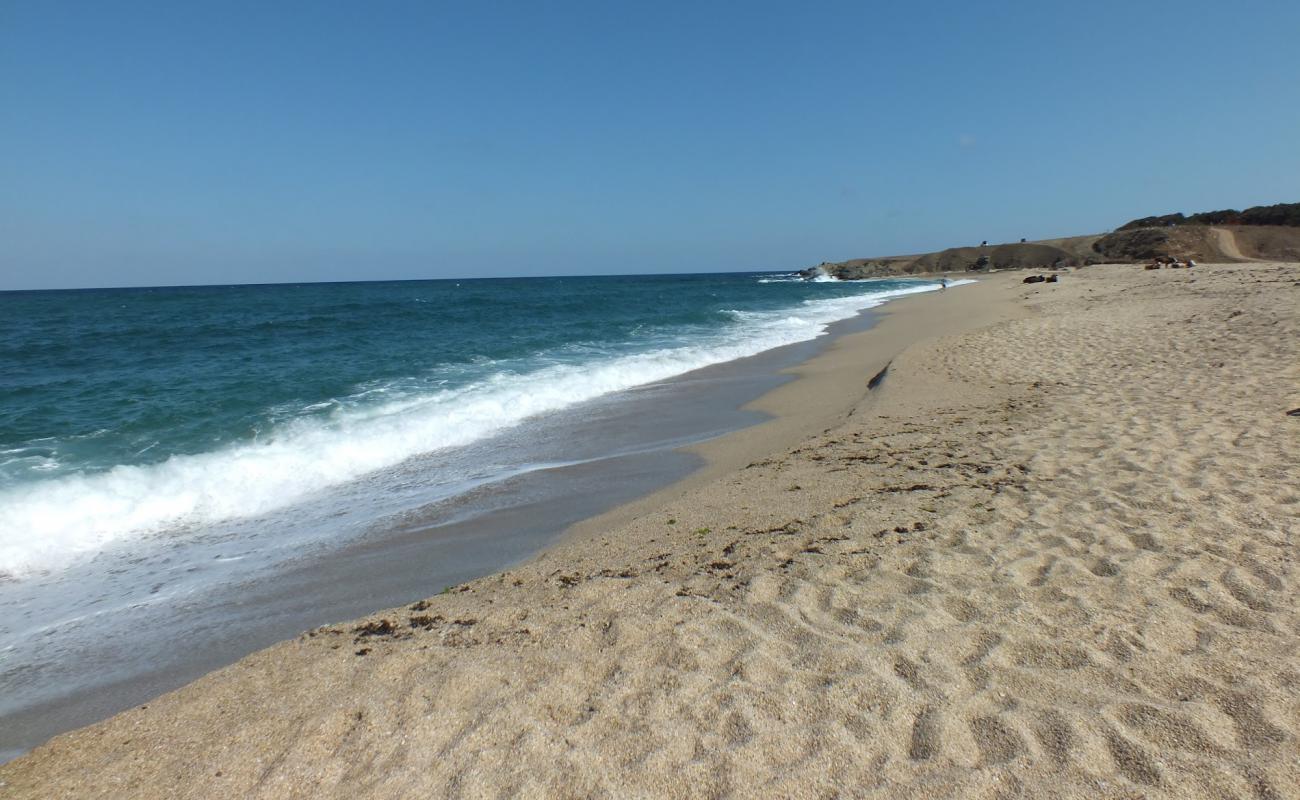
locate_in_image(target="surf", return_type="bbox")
[0,278,954,576]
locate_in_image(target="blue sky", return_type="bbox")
[3,0,1298,289]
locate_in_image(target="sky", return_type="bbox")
[2,0,1298,290]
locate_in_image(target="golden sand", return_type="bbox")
[4,262,1297,799]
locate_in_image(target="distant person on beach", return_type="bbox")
[941,278,948,291]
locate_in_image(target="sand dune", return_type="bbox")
[3,262,1297,799]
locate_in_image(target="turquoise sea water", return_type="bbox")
[0,270,975,758]
[0,272,947,576]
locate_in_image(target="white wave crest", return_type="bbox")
[755,271,839,283]
[0,280,957,576]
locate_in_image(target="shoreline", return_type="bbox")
[5,262,1297,798]
[558,273,1024,548]
[0,276,959,761]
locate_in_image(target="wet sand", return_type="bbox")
[4,262,1298,798]
[0,285,901,761]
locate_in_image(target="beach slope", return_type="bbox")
[4,262,1298,799]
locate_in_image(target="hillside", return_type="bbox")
[808,204,1300,279]
[807,236,1102,280]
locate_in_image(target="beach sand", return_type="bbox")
[3,262,1297,799]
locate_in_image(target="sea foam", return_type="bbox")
[0,280,961,576]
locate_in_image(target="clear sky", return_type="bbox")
[3,0,1298,290]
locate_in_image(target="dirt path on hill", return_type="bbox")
[1212,226,1265,261]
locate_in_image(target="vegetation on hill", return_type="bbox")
[1117,202,1300,231]
[1092,226,1219,262]
[807,237,1100,279]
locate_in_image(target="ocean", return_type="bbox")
[0,270,954,757]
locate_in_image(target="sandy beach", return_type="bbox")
[4,261,1297,798]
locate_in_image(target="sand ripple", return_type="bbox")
[4,262,1298,799]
